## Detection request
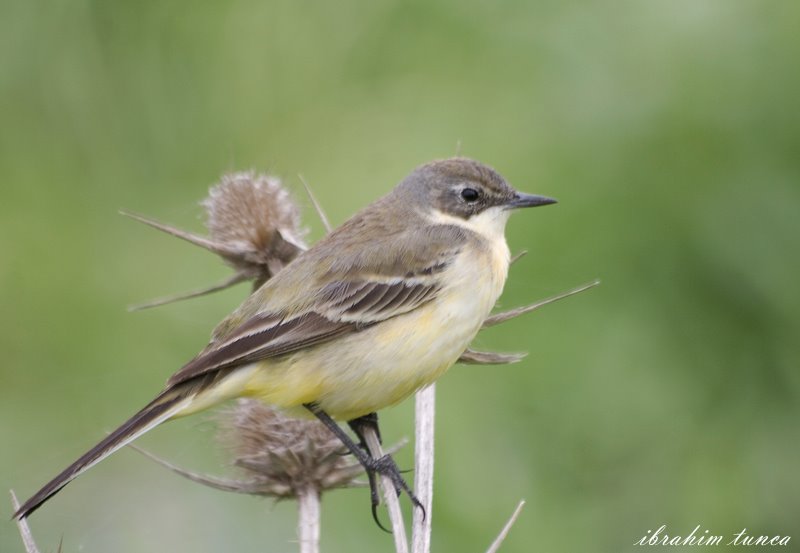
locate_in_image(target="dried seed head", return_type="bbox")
[124,171,309,310]
[203,172,307,284]
[217,399,364,497]
[204,172,306,254]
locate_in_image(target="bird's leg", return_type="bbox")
[303,404,387,530]
[303,404,424,530]
[348,412,381,447]
[348,412,424,524]
[347,414,381,524]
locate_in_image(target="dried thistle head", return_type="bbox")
[217,399,364,497]
[124,171,309,310]
[203,172,307,286]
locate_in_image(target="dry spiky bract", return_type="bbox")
[204,172,307,287]
[124,171,309,310]
[218,399,364,497]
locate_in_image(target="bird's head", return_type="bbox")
[396,157,556,239]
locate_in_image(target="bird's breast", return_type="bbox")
[242,240,511,420]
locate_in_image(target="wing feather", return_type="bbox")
[169,279,440,387]
[166,223,469,388]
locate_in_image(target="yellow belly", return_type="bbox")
[184,240,510,421]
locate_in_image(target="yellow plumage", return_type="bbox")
[195,223,511,421]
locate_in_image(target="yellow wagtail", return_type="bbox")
[14,157,556,522]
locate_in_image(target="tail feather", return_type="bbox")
[13,390,191,519]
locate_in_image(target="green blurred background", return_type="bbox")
[2,1,799,551]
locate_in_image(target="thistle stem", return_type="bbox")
[486,500,526,553]
[411,385,435,553]
[10,490,42,553]
[297,488,321,553]
[362,426,409,553]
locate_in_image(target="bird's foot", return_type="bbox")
[363,453,425,532]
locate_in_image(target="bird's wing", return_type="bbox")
[167,224,466,387]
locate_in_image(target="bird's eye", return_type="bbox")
[460,187,480,203]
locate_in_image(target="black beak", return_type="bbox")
[506,192,558,209]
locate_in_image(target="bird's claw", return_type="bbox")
[364,453,426,532]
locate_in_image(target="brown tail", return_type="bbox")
[13,390,190,519]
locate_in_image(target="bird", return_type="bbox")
[13,157,556,523]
